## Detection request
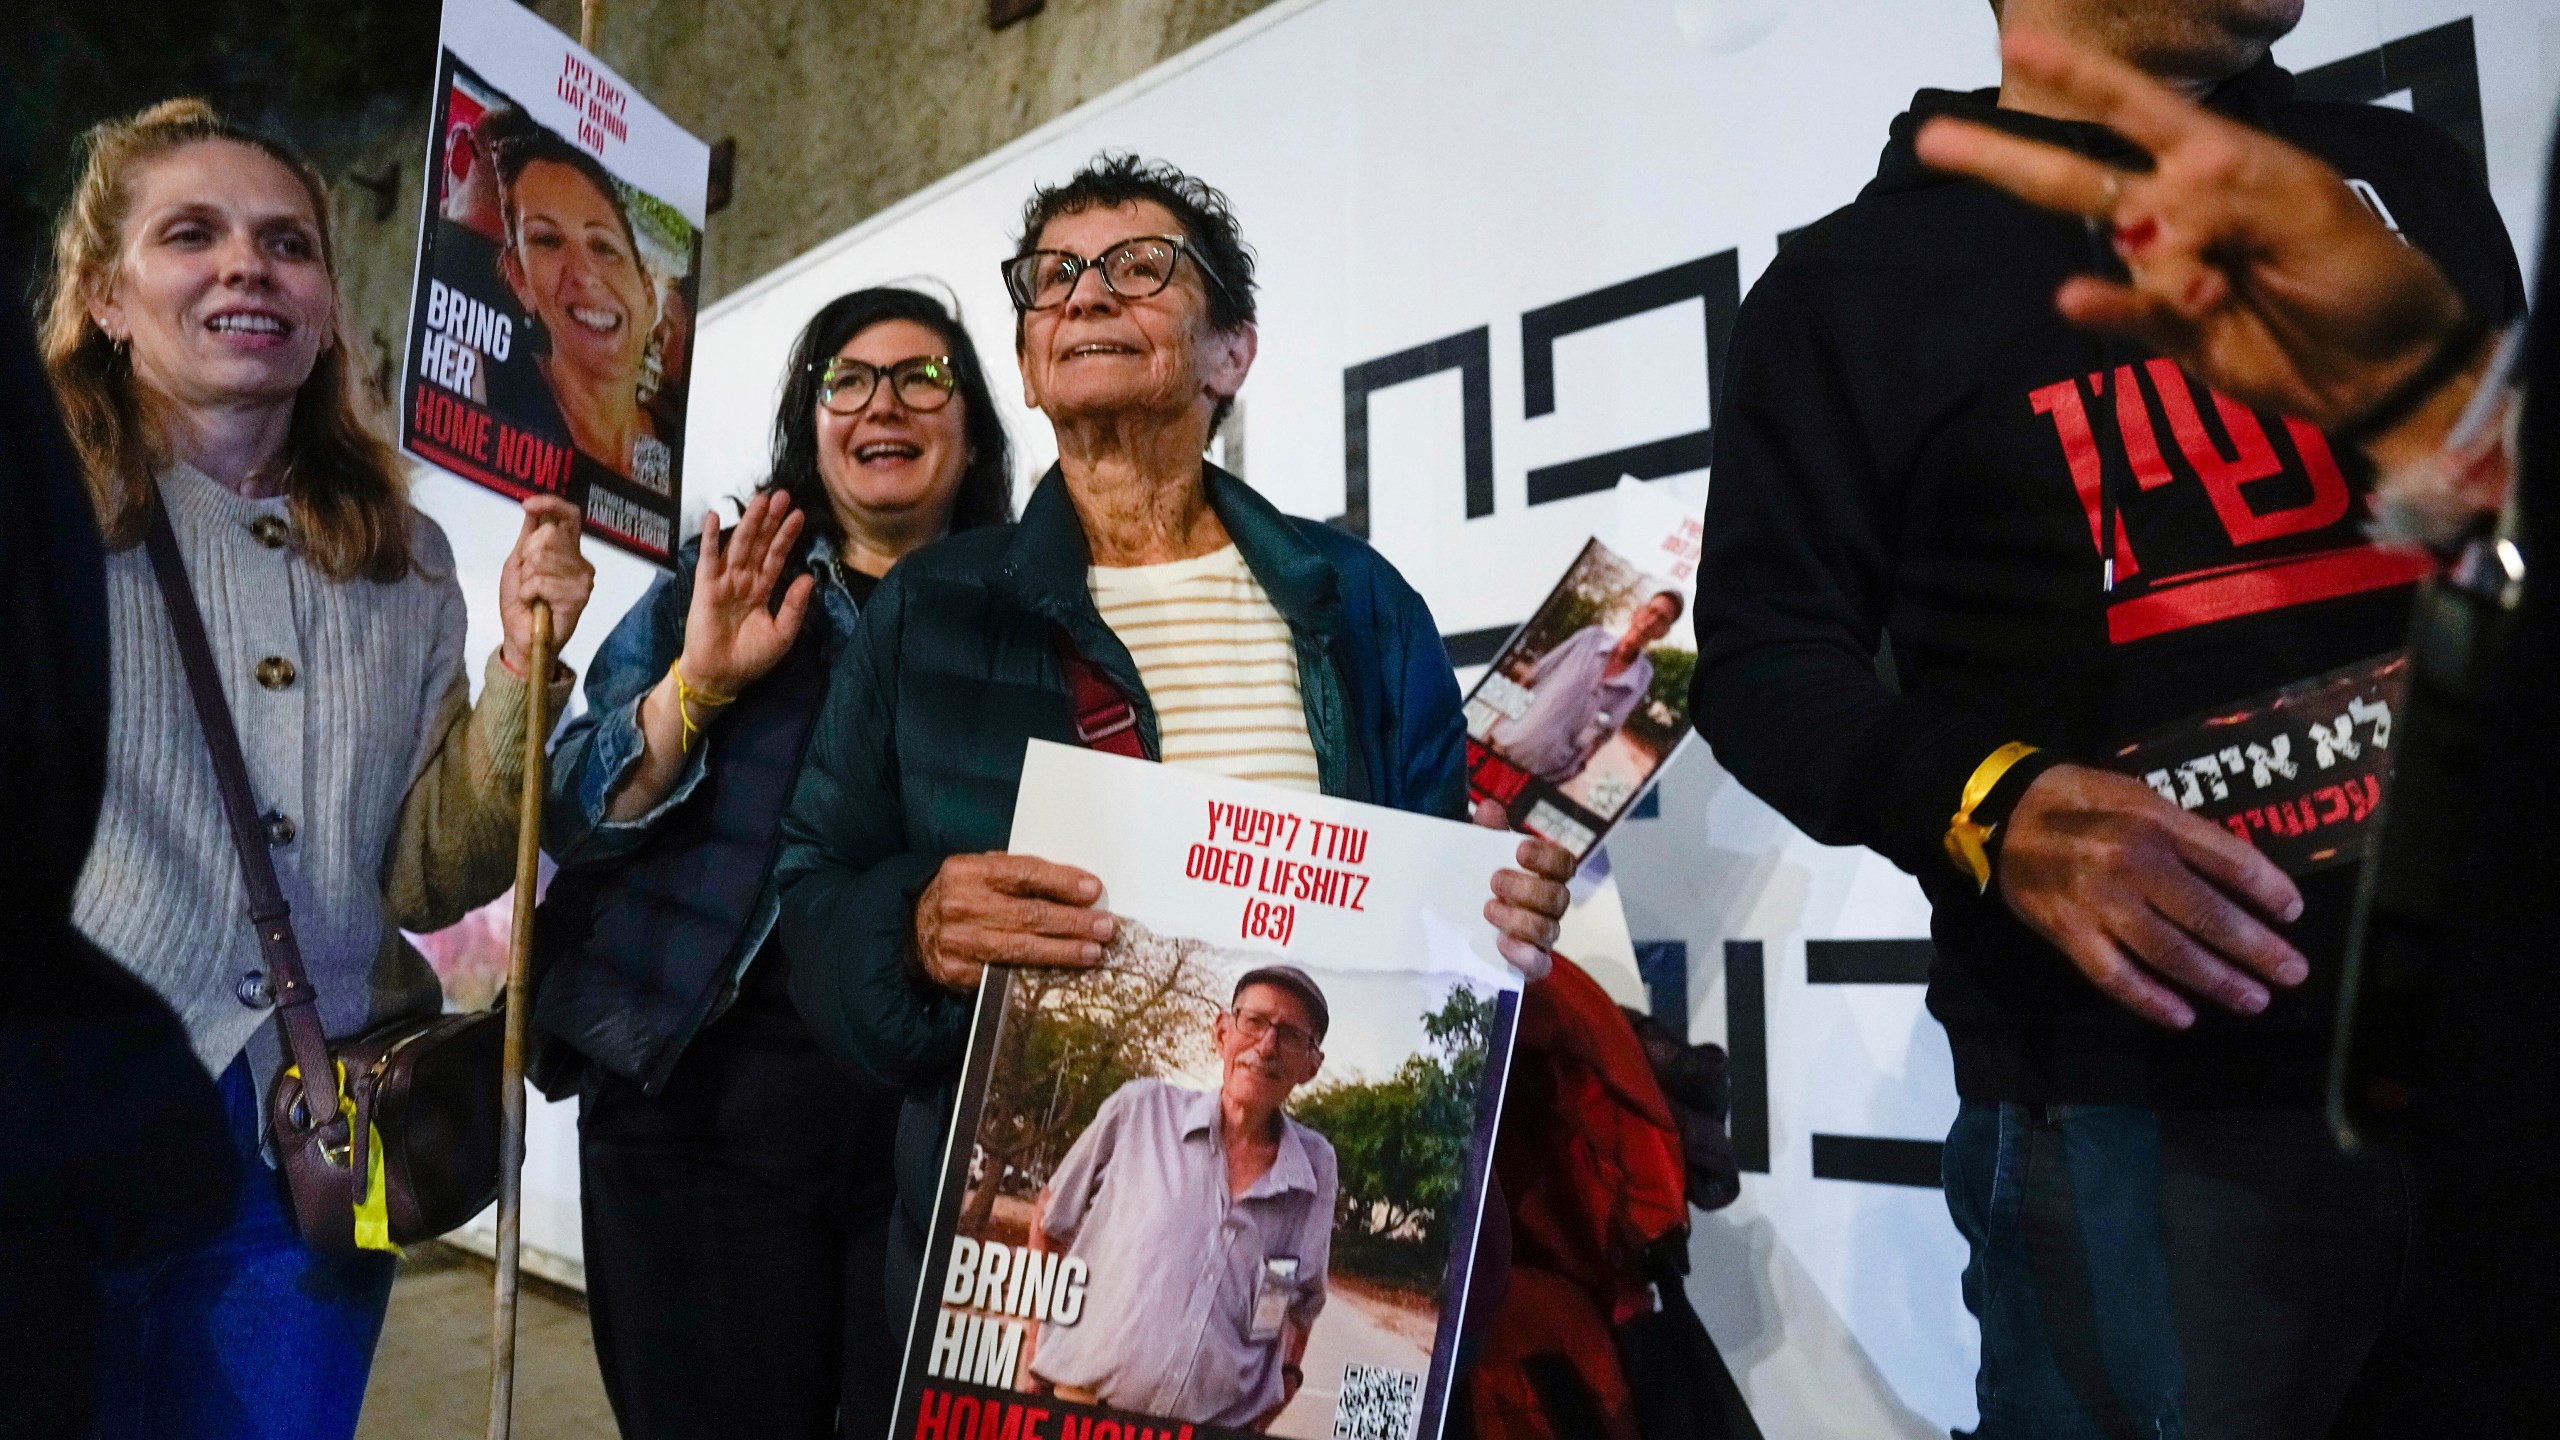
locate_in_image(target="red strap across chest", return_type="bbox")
[1051,628,1148,760]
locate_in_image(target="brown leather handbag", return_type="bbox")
[147,505,503,1257]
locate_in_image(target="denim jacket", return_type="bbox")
[541,534,865,1049]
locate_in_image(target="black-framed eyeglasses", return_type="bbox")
[811,355,957,415]
[1226,1006,1319,1059]
[998,235,1223,312]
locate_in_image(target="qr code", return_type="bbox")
[1332,1362,1423,1440]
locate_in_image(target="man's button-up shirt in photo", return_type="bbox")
[1489,624,1655,782]
[1029,1077,1337,1426]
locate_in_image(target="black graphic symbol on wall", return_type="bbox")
[2296,18,2487,180]
[1337,250,1742,534]
[1805,938,1933,986]
[1346,17,2480,538]
[1723,940,1771,1174]
[1808,1135,1945,1189]
[1442,624,1515,668]
[1804,939,1941,1188]
[1705,937,1942,1186]
[1634,939,1689,1024]
[1522,250,1740,505]
[1338,326,1491,535]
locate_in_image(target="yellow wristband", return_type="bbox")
[1944,742,2041,893]
[670,661,737,753]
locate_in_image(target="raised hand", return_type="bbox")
[1998,762,2308,1030]
[1912,28,2477,437]
[677,491,815,698]
[597,493,816,823]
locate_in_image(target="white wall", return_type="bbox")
[413,0,2560,1430]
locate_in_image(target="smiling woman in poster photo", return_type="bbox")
[40,98,591,1438]
[492,125,676,494]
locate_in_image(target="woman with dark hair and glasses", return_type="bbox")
[537,286,1013,1439]
[775,158,1575,1409]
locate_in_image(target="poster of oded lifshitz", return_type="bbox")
[398,0,707,565]
[898,742,1525,1440]
[1462,478,1702,860]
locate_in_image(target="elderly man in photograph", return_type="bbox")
[1488,587,1684,784]
[1025,967,1339,1430]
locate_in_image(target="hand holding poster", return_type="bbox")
[1463,479,1703,859]
[401,0,708,565]
[898,742,1523,1440]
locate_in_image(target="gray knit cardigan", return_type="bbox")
[71,461,567,1114]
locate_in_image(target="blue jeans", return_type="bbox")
[1943,1102,2428,1440]
[89,1058,396,1440]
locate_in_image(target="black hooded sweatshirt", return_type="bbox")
[1691,60,2525,1108]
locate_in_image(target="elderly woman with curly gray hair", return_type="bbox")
[774,159,1576,1385]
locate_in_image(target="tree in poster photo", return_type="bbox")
[962,920,1222,1234]
[1291,985,1492,1291]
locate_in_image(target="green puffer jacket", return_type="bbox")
[774,463,1467,1288]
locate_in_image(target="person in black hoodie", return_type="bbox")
[1690,1,2523,1435]
[1919,25,2557,1433]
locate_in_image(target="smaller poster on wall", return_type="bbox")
[398,0,708,566]
[895,741,1523,1440]
[1462,479,1702,860]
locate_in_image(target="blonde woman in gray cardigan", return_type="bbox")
[41,100,595,1440]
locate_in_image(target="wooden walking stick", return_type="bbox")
[486,597,551,1440]
[488,8,596,1434]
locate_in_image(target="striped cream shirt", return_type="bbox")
[1088,545,1321,793]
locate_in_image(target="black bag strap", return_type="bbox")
[142,500,349,1153]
